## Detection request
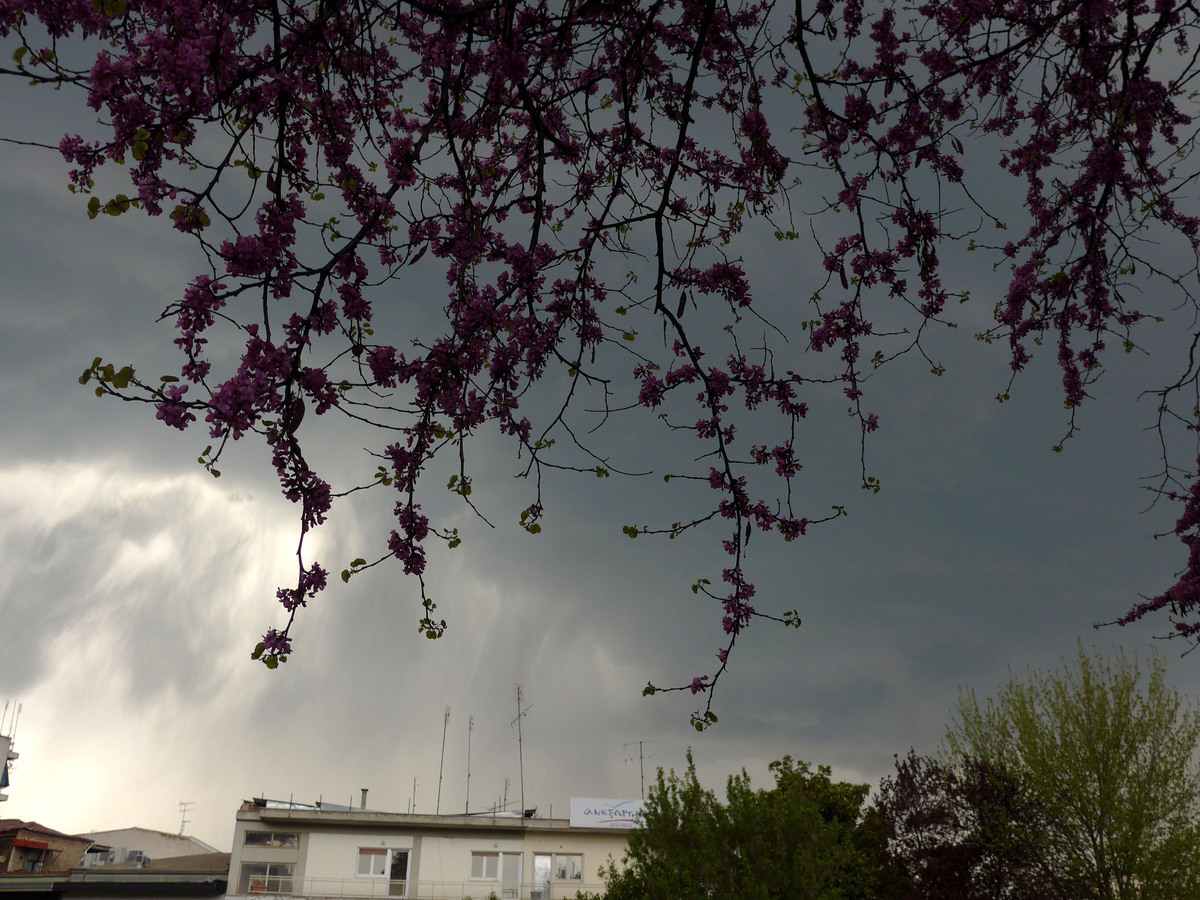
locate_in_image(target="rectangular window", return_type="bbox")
[357,848,387,876]
[470,851,519,897]
[244,832,299,848]
[470,851,498,880]
[358,849,408,896]
[555,854,583,880]
[238,863,294,894]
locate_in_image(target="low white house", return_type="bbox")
[79,827,220,867]
[229,798,638,900]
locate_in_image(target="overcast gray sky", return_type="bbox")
[2,25,1200,855]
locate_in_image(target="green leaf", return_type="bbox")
[264,655,278,670]
[105,194,132,216]
[251,642,265,660]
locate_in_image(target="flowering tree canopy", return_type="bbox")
[5,0,1200,725]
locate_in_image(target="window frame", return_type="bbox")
[468,850,520,883]
[356,848,388,877]
[469,851,499,881]
[554,853,584,881]
[238,862,295,894]
[356,847,409,896]
[243,831,300,849]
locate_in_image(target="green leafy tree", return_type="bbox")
[946,643,1200,900]
[601,751,903,900]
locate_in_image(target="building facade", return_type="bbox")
[230,799,633,900]
[0,736,15,804]
[78,828,220,868]
[0,821,91,875]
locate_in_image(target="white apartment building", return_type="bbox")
[229,798,639,900]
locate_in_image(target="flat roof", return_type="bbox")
[240,807,628,836]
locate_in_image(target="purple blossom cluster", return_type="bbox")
[10,0,1200,716]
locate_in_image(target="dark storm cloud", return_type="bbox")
[3,13,1200,856]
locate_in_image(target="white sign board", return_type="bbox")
[569,797,644,829]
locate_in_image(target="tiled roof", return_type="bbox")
[0,821,79,841]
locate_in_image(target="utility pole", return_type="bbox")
[465,716,474,815]
[436,706,450,815]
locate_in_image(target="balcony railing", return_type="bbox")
[238,877,605,900]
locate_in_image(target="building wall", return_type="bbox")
[80,828,219,861]
[231,821,307,895]
[304,829,415,879]
[404,832,521,890]
[229,809,628,900]
[0,829,92,874]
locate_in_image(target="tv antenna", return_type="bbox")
[511,686,532,816]
[178,801,195,835]
[436,706,450,815]
[1,702,21,739]
[465,716,474,814]
[623,741,669,799]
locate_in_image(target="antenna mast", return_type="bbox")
[511,686,532,816]
[178,801,195,835]
[465,716,474,814]
[638,741,645,799]
[2,703,21,740]
[436,706,450,815]
[624,740,656,800]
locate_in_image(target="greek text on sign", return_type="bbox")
[569,797,645,829]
